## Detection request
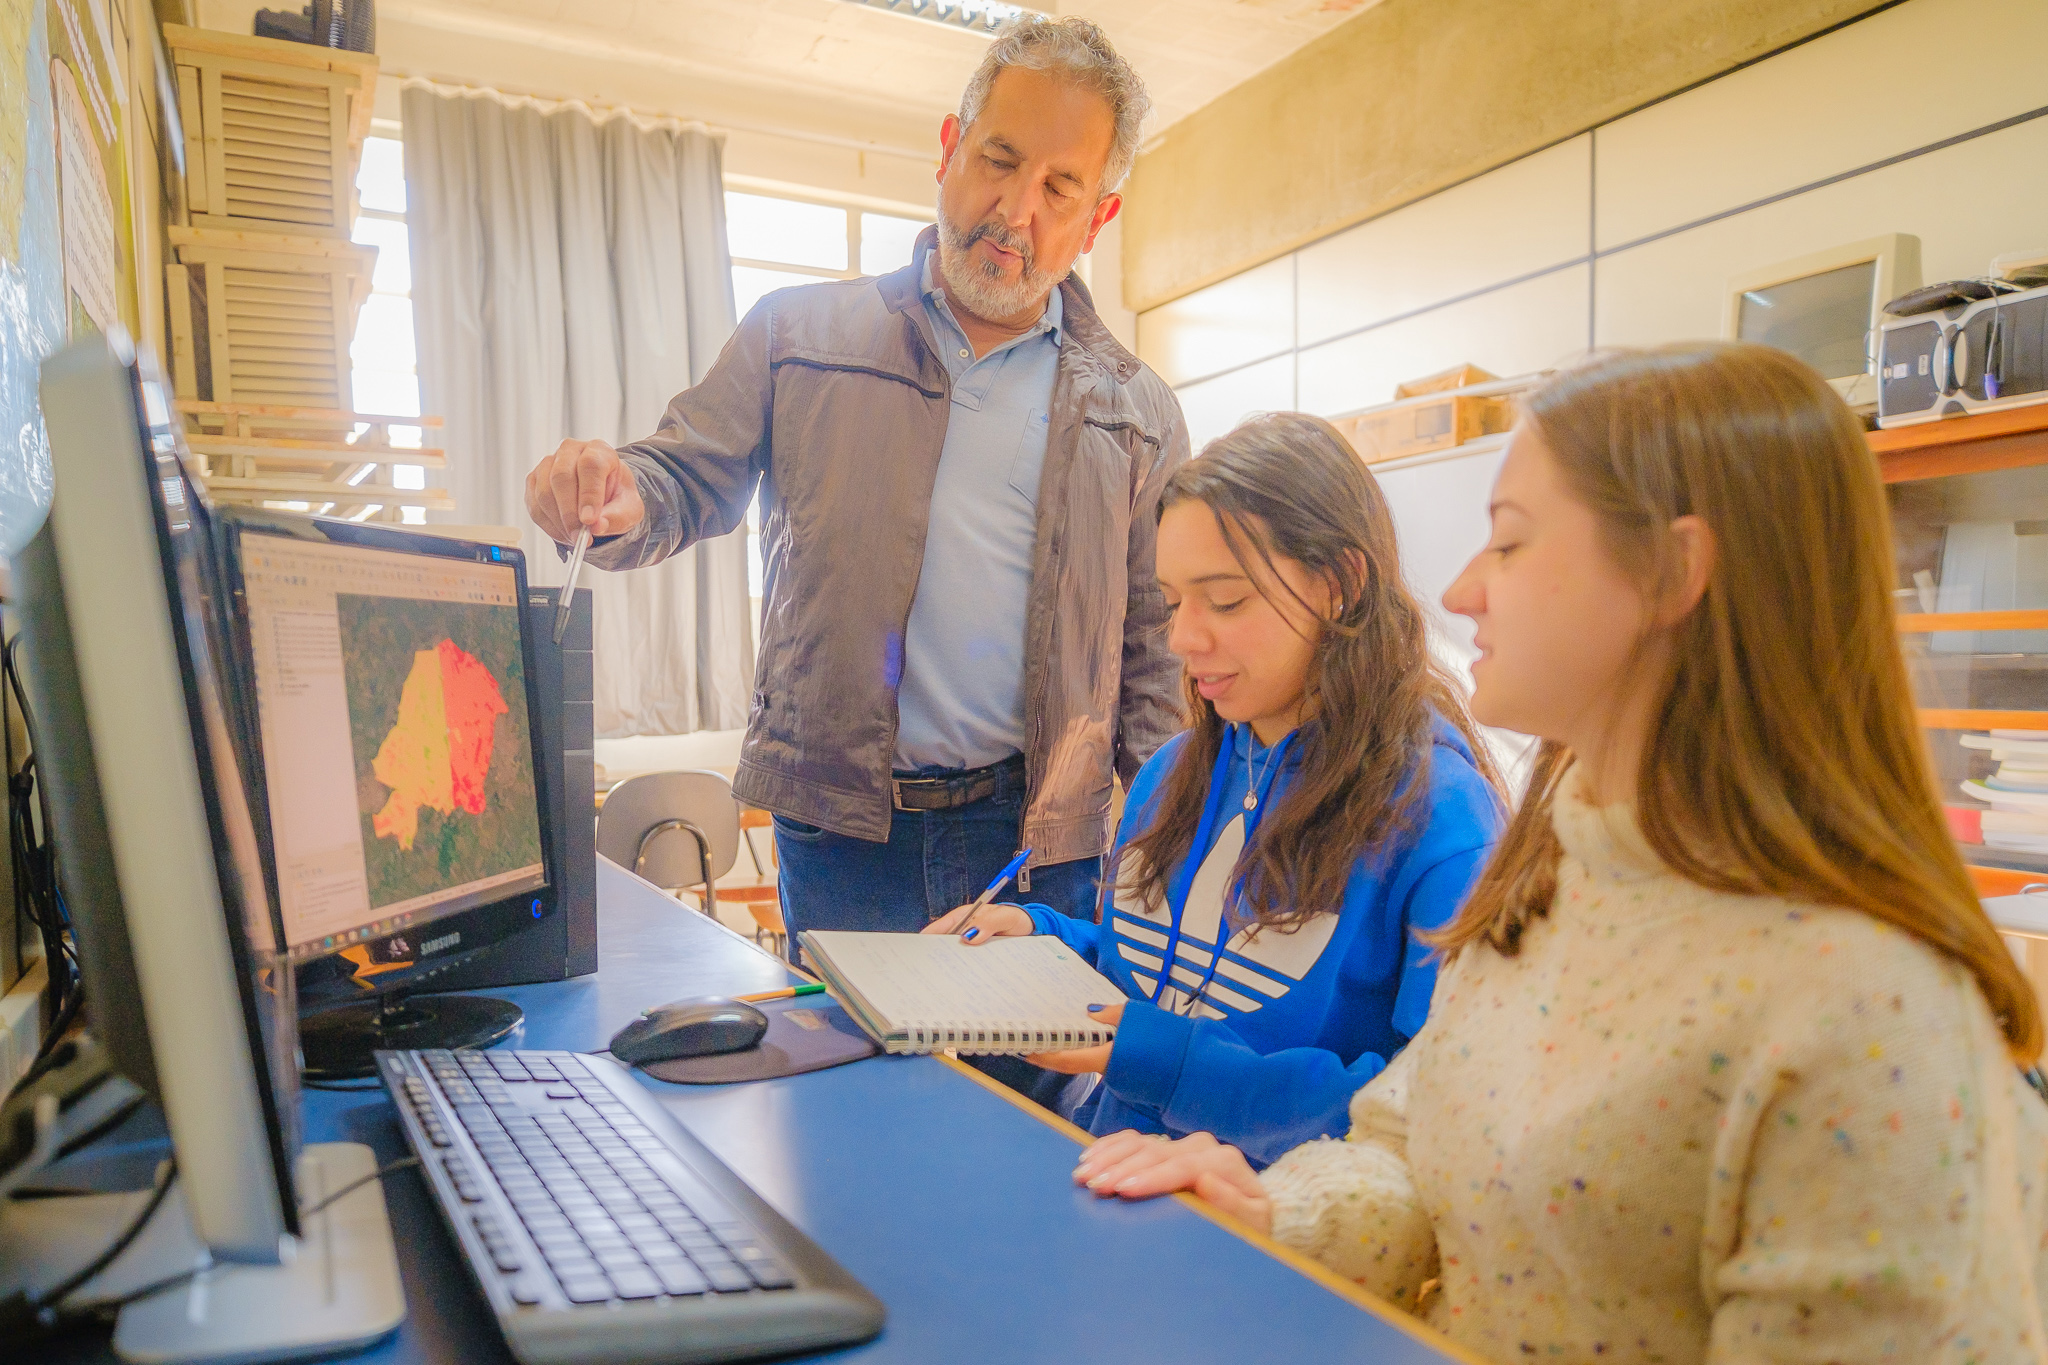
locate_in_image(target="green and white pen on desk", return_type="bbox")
[735,983,827,1005]
[554,526,592,644]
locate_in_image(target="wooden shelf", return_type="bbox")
[1969,865,2044,897]
[188,438,446,469]
[1897,611,2048,632]
[199,474,455,510]
[175,399,444,428]
[167,225,374,259]
[162,24,377,153]
[1872,405,2048,483]
[1919,708,2048,731]
[1868,405,2048,453]
[1893,414,2048,887]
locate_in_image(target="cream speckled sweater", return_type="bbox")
[1260,783,2048,1363]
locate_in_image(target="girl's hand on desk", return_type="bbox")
[1073,1130,1273,1234]
[922,902,1035,942]
[1024,999,1122,1073]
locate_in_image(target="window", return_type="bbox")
[725,190,930,321]
[723,189,932,610]
[350,133,428,524]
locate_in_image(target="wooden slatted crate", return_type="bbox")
[163,25,376,239]
[156,28,456,530]
[166,227,374,411]
[177,401,452,522]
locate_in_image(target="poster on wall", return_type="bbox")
[0,0,68,559]
[51,54,116,333]
[48,0,126,337]
[0,0,130,558]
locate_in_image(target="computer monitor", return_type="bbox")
[218,513,559,1077]
[5,336,402,1357]
[16,339,299,1254]
[1724,233,1922,407]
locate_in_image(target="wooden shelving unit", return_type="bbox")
[159,27,447,526]
[1880,406,2048,896]
[176,400,452,520]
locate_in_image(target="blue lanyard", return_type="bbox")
[1142,725,1295,1011]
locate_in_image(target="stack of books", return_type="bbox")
[1960,731,2048,852]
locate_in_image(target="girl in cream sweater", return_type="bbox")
[1075,342,2048,1363]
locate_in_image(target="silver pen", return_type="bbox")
[553,527,592,644]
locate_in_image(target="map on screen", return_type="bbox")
[337,595,544,911]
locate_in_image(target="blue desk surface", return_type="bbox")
[300,863,1468,1363]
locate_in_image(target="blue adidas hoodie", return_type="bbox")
[1021,717,1500,1167]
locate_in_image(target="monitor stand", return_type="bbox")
[299,992,523,1080]
[0,1142,404,1364]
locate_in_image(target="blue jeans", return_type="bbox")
[772,770,1102,938]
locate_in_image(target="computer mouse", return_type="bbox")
[609,998,770,1065]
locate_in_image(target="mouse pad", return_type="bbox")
[635,995,881,1085]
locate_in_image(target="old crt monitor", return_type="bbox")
[3,336,402,1359]
[1725,233,1921,407]
[220,513,558,1078]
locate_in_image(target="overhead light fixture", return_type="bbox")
[834,0,1038,37]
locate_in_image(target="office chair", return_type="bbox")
[596,770,740,916]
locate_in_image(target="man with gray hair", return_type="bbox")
[524,18,1188,965]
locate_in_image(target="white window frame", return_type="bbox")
[721,184,932,631]
[349,124,428,524]
[722,179,933,281]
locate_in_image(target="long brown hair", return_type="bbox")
[1123,413,1501,930]
[1432,342,2042,1060]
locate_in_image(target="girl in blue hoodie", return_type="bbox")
[923,413,1504,1167]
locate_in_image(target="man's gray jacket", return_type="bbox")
[586,232,1190,867]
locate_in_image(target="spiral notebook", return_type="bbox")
[798,930,1120,1056]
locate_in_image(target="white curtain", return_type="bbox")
[402,81,755,738]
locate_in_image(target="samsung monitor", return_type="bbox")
[218,512,559,1078]
[4,336,401,1358]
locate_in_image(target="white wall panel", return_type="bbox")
[1595,114,2048,350]
[1297,265,1590,417]
[1595,0,2048,251]
[1132,0,2048,801]
[1374,443,1507,659]
[1136,254,1294,388]
[1373,442,1539,778]
[1171,353,1296,452]
[1296,136,1590,348]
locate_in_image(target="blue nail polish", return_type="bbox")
[963,928,979,941]
[1086,1003,1105,1013]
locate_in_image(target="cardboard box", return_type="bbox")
[1394,363,1497,398]
[1335,390,1514,464]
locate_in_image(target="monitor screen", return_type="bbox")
[1736,259,1878,381]
[143,386,304,1183]
[21,337,301,1251]
[236,532,547,961]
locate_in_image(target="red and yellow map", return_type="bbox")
[370,639,510,851]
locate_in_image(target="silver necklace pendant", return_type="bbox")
[1236,736,1269,810]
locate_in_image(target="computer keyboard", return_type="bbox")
[376,1047,884,1365]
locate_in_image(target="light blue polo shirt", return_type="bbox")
[893,250,1063,773]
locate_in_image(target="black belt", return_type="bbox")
[891,755,1024,812]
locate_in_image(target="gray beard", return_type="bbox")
[934,201,1062,323]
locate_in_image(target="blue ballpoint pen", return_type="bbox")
[958,847,1033,936]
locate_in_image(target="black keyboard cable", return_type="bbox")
[0,1155,178,1339]
[4,1154,423,1338]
